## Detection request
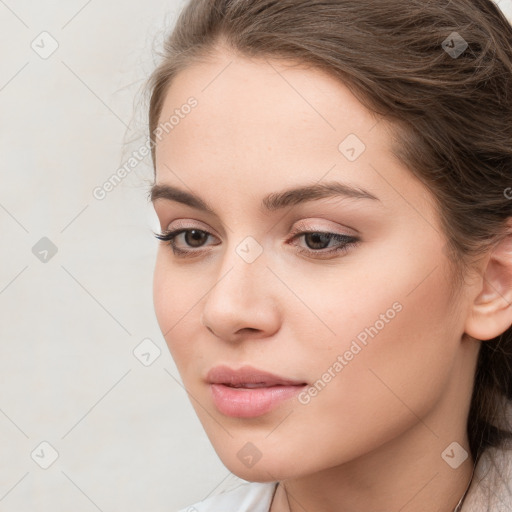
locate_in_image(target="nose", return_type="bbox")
[200,247,281,343]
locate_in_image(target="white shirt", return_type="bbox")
[177,482,277,512]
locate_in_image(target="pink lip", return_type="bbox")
[206,365,307,418]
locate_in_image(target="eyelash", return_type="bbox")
[154,226,359,259]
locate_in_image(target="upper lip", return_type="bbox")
[206,365,307,388]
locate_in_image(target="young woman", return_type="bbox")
[146,0,512,510]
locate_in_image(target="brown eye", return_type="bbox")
[154,227,219,256]
[289,230,359,259]
[303,232,333,250]
[184,229,209,247]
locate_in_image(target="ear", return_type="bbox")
[464,220,512,341]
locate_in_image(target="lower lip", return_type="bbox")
[209,383,306,418]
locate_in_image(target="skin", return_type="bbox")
[151,46,511,511]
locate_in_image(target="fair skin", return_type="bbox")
[151,46,512,512]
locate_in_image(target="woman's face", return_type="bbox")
[151,49,477,481]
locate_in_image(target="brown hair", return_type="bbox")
[146,0,512,462]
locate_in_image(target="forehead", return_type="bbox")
[155,50,383,157]
[152,50,431,218]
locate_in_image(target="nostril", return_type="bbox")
[238,327,260,335]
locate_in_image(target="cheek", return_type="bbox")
[284,251,457,416]
[295,231,458,365]
[335,253,457,393]
[152,253,174,336]
[152,252,200,364]
[293,259,459,444]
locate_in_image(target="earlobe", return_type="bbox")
[464,224,512,342]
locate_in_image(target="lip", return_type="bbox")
[206,365,307,418]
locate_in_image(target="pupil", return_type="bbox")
[306,232,330,249]
[186,230,206,247]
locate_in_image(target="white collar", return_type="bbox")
[460,443,512,511]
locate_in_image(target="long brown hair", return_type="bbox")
[146,0,512,462]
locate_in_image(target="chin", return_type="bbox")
[209,439,314,482]
[223,457,297,482]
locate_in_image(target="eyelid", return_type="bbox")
[165,219,220,237]
[164,218,357,243]
[288,218,359,238]
[155,217,361,263]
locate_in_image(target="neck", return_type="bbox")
[271,414,474,512]
[269,330,479,512]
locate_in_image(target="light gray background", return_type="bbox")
[1,1,511,510]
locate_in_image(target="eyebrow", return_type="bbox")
[149,180,380,214]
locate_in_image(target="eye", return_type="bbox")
[154,228,217,256]
[153,227,360,259]
[288,230,359,258]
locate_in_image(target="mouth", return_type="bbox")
[206,365,308,418]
